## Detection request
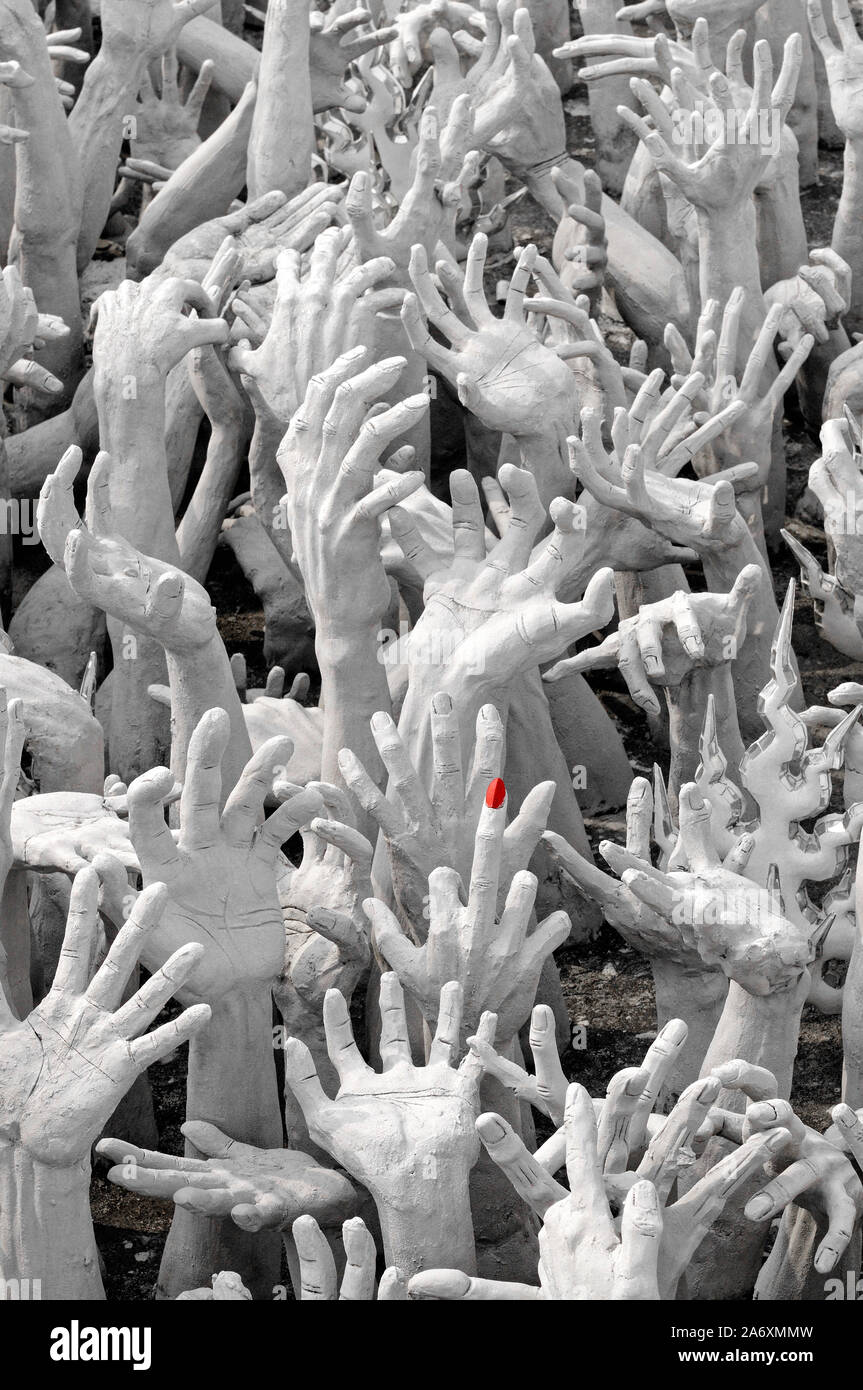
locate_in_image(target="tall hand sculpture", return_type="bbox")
[37,447,252,798]
[121,708,322,1298]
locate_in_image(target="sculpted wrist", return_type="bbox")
[0,1145,102,1299]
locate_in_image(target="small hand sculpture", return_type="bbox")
[367,780,569,1044]
[132,49,213,172]
[122,707,323,1003]
[284,973,495,1274]
[98,1121,358,1232]
[159,184,346,284]
[229,233,405,426]
[0,870,209,1168]
[544,566,761,720]
[309,8,399,113]
[339,696,554,929]
[0,264,69,396]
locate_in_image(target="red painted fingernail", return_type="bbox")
[486,778,506,809]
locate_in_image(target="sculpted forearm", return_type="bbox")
[246,0,314,201]
[0,1150,103,1299]
[833,140,863,334]
[69,46,144,271]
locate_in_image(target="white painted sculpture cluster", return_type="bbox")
[2,0,863,1305]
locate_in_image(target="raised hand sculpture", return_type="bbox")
[0,870,210,1298]
[284,972,495,1277]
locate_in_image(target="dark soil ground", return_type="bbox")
[42,12,860,1299]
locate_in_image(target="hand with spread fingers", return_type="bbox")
[543,782,728,1088]
[808,0,863,140]
[158,184,347,284]
[131,48,213,174]
[284,973,496,1275]
[339,696,554,932]
[618,783,820,998]
[665,292,814,509]
[0,870,210,1297]
[97,1122,358,1234]
[401,232,578,497]
[367,783,569,1044]
[698,1074,863,1280]
[544,567,762,720]
[422,1084,665,1298]
[389,463,616,710]
[619,34,801,215]
[0,871,209,1163]
[123,707,323,1004]
[464,1,567,185]
[229,231,406,427]
[309,7,399,113]
[344,101,476,277]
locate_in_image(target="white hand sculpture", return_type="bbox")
[284,973,495,1275]
[124,707,323,1003]
[339,696,554,929]
[98,1121,358,1233]
[367,783,569,1044]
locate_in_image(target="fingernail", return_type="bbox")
[486,777,506,808]
[371,711,391,730]
[478,1114,508,1142]
[662,1019,688,1043]
[745,1194,773,1220]
[632,1180,658,1211]
[432,692,452,715]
